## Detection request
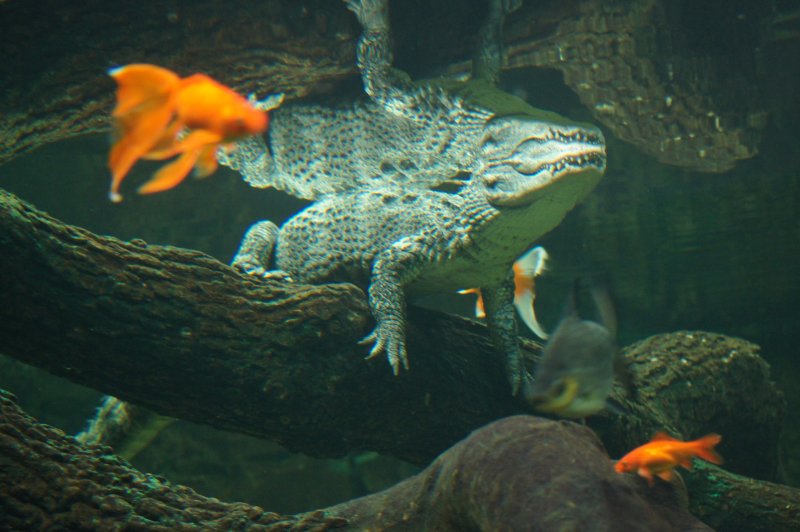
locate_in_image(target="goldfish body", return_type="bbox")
[107,63,269,202]
[459,246,550,339]
[615,432,723,486]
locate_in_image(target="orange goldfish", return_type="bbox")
[458,246,549,339]
[107,63,269,202]
[615,432,723,486]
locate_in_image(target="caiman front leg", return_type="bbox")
[360,238,427,375]
[231,220,292,280]
[481,269,524,395]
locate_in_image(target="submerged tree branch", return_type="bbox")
[0,0,765,172]
[0,187,523,465]
[0,390,712,531]
[0,188,797,529]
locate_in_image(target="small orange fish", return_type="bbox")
[458,246,549,339]
[107,63,269,202]
[615,432,723,486]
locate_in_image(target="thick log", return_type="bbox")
[0,0,765,173]
[0,187,523,465]
[0,390,707,531]
[0,187,785,469]
[0,0,359,165]
[3,389,798,531]
[0,188,796,529]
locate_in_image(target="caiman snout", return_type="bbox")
[477,116,607,206]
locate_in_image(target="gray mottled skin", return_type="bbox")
[231,0,608,393]
[219,0,529,200]
[234,134,606,392]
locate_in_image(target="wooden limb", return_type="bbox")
[0,0,359,165]
[0,389,708,530]
[0,0,766,174]
[0,187,522,465]
[1,188,797,530]
[0,388,342,530]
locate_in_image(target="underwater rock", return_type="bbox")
[323,415,710,531]
[2,187,798,529]
[0,390,706,531]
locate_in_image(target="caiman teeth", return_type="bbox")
[544,128,603,146]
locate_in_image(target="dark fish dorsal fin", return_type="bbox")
[651,431,679,442]
[590,283,618,337]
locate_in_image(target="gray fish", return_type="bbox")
[523,280,627,418]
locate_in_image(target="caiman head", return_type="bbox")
[448,79,606,257]
[477,112,606,207]
[447,79,607,209]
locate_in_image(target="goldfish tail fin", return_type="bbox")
[457,288,486,319]
[515,246,549,278]
[693,434,724,464]
[107,64,181,202]
[139,149,201,195]
[194,145,219,178]
[514,289,548,339]
[513,247,549,339]
[109,64,180,117]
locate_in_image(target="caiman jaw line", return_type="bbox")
[510,129,607,177]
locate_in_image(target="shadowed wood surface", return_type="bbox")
[0,0,768,172]
[3,389,799,531]
[0,187,797,528]
[0,187,786,472]
[0,187,524,466]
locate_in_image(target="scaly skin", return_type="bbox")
[230,0,608,393]
[233,126,606,393]
[219,0,572,202]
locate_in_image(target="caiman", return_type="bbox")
[228,0,608,393]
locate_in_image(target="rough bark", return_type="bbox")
[0,390,709,531]
[0,187,523,465]
[4,388,798,531]
[0,0,359,165]
[0,187,785,469]
[0,186,797,529]
[0,0,765,172]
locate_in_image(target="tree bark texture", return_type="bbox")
[0,187,785,469]
[0,187,797,529]
[0,0,766,172]
[0,0,359,165]
[3,388,799,531]
[0,187,523,466]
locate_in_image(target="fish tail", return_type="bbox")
[513,247,549,339]
[107,64,181,201]
[513,289,548,339]
[137,130,223,194]
[138,148,201,195]
[590,282,617,337]
[515,246,549,278]
[109,64,180,118]
[457,288,486,318]
[194,144,220,178]
[692,433,723,464]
